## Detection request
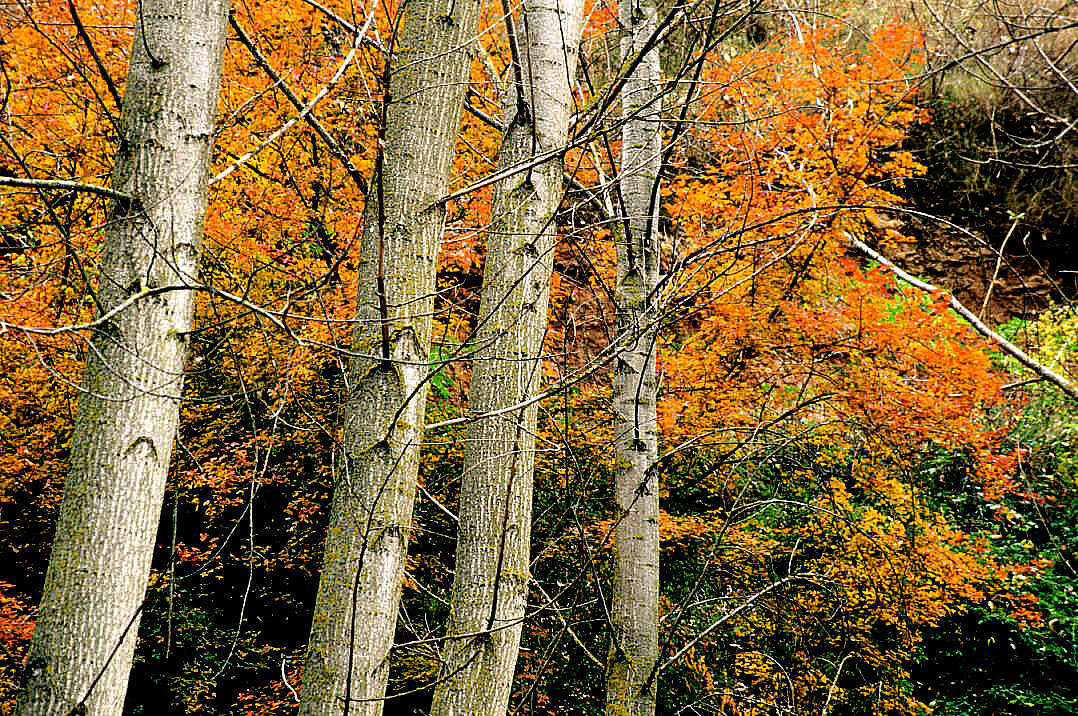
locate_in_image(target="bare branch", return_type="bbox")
[68,0,123,109]
[210,4,378,185]
[0,175,129,202]
[229,11,370,195]
[848,234,1078,403]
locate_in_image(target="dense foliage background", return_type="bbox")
[1,0,1075,712]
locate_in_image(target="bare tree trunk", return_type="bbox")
[429,0,582,713]
[299,0,482,713]
[605,0,661,711]
[15,1,230,714]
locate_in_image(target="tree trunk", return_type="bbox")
[16,1,229,714]
[299,0,482,713]
[605,0,662,711]
[429,0,582,713]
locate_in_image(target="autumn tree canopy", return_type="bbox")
[0,0,1076,713]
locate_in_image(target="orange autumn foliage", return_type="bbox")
[603,18,1026,715]
[0,2,1052,714]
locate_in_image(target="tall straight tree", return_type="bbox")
[605,0,662,709]
[429,0,583,711]
[15,0,230,713]
[299,0,482,712]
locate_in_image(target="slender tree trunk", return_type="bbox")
[299,0,482,713]
[15,1,229,714]
[429,1,582,713]
[605,0,662,711]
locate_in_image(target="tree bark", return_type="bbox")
[429,0,582,713]
[605,0,662,711]
[299,0,482,713]
[16,1,230,714]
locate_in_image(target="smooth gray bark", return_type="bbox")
[16,1,230,714]
[429,0,582,712]
[299,0,482,713]
[605,0,661,712]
